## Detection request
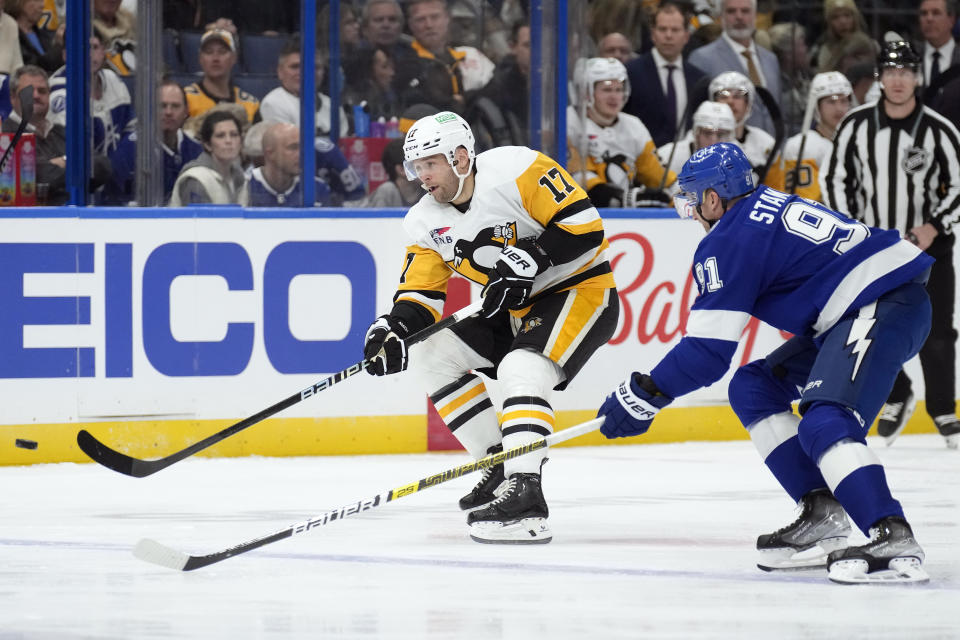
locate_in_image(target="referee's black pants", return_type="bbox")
[889,233,957,418]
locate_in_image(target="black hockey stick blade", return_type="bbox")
[77,300,485,477]
[0,85,34,172]
[133,417,605,571]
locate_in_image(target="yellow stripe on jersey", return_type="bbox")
[394,244,453,321]
[517,152,592,228]
[555,216,605,237]
[501,409,555,425]
[545,288,611,366]
[635,139,676,189]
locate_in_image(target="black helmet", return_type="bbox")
[876,41,921,74]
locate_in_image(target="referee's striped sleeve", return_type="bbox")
[821,112,858,217]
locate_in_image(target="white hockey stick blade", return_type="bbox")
[828,557,929,585]
[134,538,190,571]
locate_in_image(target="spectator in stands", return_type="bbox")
[183,28,260,124]
[258,37,348,137]
[1,1,25,75]
[361,0,407,49]
[709,71,775,172]
[0,72,10,120]
[624,2,707,148]
[767,23,811,136]
[567,57,675,208]
[919,0,959,89]
[597,32,636,65]
[160,78,203,203]
[397,0,494,113]
[48,28,136,204]
[247,122,331,207]
[170,110,248,206]
[845,61,876,106]
[479,22,530,141]
[809,0,869,75]
[8,0,63,74]
[343,45,402,124]
[687,0,781,136]
[94,0,136,75]
[657,100,736,175]
[363,138,421,207]
[164,3,296,35]
[315,136,366,205]
[2,65,111,205]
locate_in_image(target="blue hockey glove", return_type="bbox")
[598,373,673,438]
[363,315,410,376]
[480,240,551,319]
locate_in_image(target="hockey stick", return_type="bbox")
[0,85,35,173]
[788,83,818,195]
[133,416,605,571]
[77,300,485,478]
[754,86,785,185]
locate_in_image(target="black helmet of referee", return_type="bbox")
[875,41,921,76]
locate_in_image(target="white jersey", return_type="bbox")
[763,128,834,202]
[566,107,673,191]
[258,86,349,138]
[657,132,697,176]
[396,146,615,322]
[737,125,775,171]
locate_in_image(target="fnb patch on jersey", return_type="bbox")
[430,227,454,245]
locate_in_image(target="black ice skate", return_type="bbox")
[827,516,928,584]
[933,415,960,450]
[459,446,506,511]
[467,472,551,544]
[876,392,916,446]
[756,488,851,571]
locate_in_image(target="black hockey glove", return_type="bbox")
[480,240,551,319]
[363,315,411,376]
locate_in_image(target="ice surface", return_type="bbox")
[2,434,958,639]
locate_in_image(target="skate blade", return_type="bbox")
[757,536,848,572]
[469,517,552,545]
[828,557,929,584]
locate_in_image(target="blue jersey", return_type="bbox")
[0,74,10,121]
[247,168,331,207]
[315,137,365,203]
[651,186,934,398]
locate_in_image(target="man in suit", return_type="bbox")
[686,0,780,136]
[919,0,959,88]
[624,2,707,148]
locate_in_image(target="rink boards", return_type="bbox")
[0,209,944,464]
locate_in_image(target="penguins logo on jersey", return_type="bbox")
[491,222,518,246]
[902,147,932,175]
[522,317,543,333]
[430,227,454,246]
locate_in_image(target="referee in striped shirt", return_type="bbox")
[822,40,960,449]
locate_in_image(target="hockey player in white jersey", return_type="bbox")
[709,71,775,172]
[567,57,676,207]
[598,143,934,584]
[657,101,736,176]
[363,112,619,544]
[764,72,852,202]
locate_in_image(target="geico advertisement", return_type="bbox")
[0,216,795,426]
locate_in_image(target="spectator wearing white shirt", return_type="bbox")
[919,0,959,88]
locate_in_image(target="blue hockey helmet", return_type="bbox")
[673,142,755,219]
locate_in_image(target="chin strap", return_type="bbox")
[447,157,475,203]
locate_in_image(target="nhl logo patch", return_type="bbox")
[901,147,931,174]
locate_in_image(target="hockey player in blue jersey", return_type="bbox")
[597,143,935,585]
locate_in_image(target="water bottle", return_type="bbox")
[386,117,400,138]
[353,103,370,137]
[371,116,386,138]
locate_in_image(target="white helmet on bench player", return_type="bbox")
[576,57,631,109]
[709,71,755,127]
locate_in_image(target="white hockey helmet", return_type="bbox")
[810,71,853,103]
[709,71,755,126]
[576,57,631,108]
[402,111,476,180]
[692,101,736,135]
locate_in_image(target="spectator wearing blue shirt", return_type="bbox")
[248,122,331,207]
[160,78,202,203]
